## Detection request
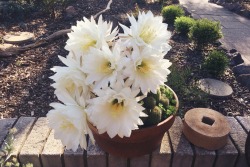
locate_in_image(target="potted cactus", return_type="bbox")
[47,11,178,157]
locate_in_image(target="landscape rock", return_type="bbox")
[65,6,78,18]
[231,53,244,66]
[229,49,237,53]
[198,78,233,98]
[237,74,250,89]
[232,63,250,76]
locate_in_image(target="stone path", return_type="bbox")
[179,0,250,63]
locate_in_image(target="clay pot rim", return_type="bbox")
[87,85,179,138]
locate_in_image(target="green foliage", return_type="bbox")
[203,50,229,76]
[0,2,34,21]
[141,86,177,126]
[161,5,185,24]
[174,16,195,35]
[0,128,33,167]
[167,65,209,117]
[189,18,223,47]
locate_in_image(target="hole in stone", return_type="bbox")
[202,116,215,126]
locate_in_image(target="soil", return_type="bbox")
[0,0,249,118]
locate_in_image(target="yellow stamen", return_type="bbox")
[110,99,125,116]
[82,35,97,51]
[137,60,151,74]
[139,26,156,44]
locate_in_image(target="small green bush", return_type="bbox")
[189,19,223,46]
[161,5,185,24]
[203,50,229,76]
[174,16,195,35]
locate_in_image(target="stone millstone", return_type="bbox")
[3,32,35,44]
[198,78,233,98]
[183,108,230,150]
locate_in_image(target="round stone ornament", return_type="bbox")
[3,32,35,44]
[183,108,230,150]
[198,78,233,98]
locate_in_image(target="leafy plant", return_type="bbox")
[203,50,229,76]
[189,18,223,47]
[0,128,33,167]
[161,5,185,24]
[174,16,195,35]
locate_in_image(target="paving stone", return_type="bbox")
[19,117,51,167]
[227,117,248,167]
[212,15,239,22]
[236,116,250,131]
[193,146,216,167]
[168,117,193,167]
[130,154,150,167]
[7,117,35,158]
[0,118,16,144]
[3,32,35,44]
[109,155,127,167]
[87,141,106,167]
[198,78,233,98]
[199,14,215,20]
[41,130,64,167]
[215,137,238,167]
[151,132,172,167]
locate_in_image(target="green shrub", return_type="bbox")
[174,16,195,35]
[189,18,223,46]
[161,5,185,24]
[203,50,229,76]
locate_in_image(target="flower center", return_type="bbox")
[65,81,76,94]
[60,119,75,131]
[136,60,151,74]
[82,35,97,52]
[110,98,125,115]
[100,61,113,74]
[139,26,156,44]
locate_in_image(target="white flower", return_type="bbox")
[47,102,89,151]
[86,85,146,138]
[119,11,171,53]
[83,44,127,89]
[123,47,172,94]
[50,56,90,104]
[65,15,118,56]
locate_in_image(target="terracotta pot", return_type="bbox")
[87,86,178,158]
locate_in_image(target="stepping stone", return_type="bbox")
[0,43,15,51]
[198,78,233,98]
[3,32,35,44]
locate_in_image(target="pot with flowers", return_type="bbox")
[47,11,178,157]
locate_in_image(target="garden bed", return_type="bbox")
[0,0,249,118]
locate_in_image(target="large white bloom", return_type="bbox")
[65,15,118,56]
[123,47,172,94]
[50,56,90,104]
[47,102,89,151]
[86,85,146,138]
[119,11,171,53]
[83,44,127,89]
